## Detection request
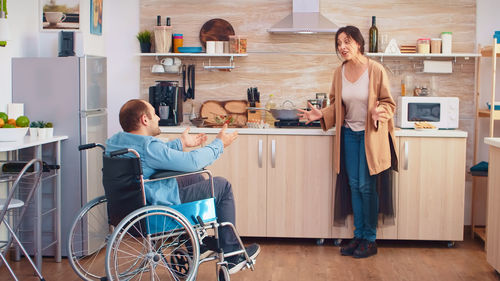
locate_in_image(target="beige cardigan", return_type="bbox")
[320,59,398,175]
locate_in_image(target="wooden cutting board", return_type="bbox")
[199,18,235,48]
[200,100,247,127]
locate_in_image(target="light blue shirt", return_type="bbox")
[106,132,224,206]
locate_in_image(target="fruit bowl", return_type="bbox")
[0,128,28,142]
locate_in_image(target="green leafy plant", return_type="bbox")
[30,121,52,128]
[136,30,152,43]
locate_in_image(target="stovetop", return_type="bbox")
[274,120,321,128]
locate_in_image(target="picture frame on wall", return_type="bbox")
[90,0,102,35]
[40,0,79,31]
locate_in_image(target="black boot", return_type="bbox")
[353,240,377,258]
[340,238,363,256]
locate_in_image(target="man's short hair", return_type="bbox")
[119,99,152,132]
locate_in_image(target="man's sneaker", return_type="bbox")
[340,237,363,256]
[226,243,260,274]
[353,240,377,258]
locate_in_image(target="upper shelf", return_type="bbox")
[366,52,480,59]
[138,53,248,57]
[480,44,500,57]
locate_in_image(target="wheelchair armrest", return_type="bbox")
[150,170,195,179]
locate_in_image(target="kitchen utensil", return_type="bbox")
[247,100,299,121]
[199,19,235,48]
[177,47,203,53]
[186,64,195,99]
[190,117,207,127]
[182,65,187,101]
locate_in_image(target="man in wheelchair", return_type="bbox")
[106,99,260,274]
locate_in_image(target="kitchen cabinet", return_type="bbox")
[484,139,500,273]
[158,132,334,238]
[397,136,466,241]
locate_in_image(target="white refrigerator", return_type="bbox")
[12,56,107,256]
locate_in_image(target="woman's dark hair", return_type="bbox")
[335,26,365,58]
[119,99,152,132]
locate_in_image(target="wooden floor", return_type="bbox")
[1,236,499,281]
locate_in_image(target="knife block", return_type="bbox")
[247,102,262,123]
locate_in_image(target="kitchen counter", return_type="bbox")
[160,126,468,137]
[485,137,500,147]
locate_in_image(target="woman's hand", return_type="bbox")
[297,102,324,124]
[371,101,390,128]
[181,127,208,148]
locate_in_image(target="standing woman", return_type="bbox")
[298,26,398,258]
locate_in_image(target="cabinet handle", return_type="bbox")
[271,139,276,168]
[404,141,409,170]
[258,139,263,168]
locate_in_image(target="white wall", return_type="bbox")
[0,0,140,135]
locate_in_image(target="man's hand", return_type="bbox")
[371,101,390,128]
[181,127,207,148]
[216,124,238,148]
[297,102,324,124]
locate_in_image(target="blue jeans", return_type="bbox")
[342,127,378,242]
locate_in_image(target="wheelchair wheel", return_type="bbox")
[217,265,230,281]
[68,196,110,281]
[105,205,200,281]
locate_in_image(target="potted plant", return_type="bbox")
[137,30,152,53]
[29,121,40,138]
[32,121,53,138]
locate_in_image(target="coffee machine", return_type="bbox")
[149,81,183,126]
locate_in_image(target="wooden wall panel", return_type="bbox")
[140,0,476,169]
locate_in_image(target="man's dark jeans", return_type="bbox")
[177,174,239,252]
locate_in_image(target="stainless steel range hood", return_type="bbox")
[267,0,338,34]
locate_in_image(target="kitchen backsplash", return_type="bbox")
[139,0,476,170]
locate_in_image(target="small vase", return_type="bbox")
[140,42,151,53]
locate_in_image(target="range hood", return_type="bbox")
[267,0,338,34]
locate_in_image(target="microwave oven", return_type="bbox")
[396,96,459,129]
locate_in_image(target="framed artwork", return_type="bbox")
[40,0,79,31]
[90,0,102,35]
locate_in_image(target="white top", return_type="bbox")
[342,66,369,131]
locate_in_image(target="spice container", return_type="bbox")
[238,35,247,53]
[229,35,239,53]
[173,34,183,53]
[441,32,452,54]
[430,38,442,53]
[417,38,430,54]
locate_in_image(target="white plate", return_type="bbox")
[414,128,438,131]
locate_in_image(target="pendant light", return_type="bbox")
[0,0,10,43]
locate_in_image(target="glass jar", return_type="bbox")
[417,38,430,54]
[441,32,452,54]
[229,35,239,53]
[238,35,247,53]
[430,38,442,53]
[173,34,183,53]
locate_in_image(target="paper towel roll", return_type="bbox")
[7,103,24,119]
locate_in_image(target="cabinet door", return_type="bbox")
[266,135,333,238]
[157,133,268,236]
[397,137,466,240]
[206,135,268,237]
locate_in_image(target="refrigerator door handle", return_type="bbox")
[80,109,107,118]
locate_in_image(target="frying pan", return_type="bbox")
[247,101,300,121]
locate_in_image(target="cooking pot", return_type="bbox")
[248,100,300,121]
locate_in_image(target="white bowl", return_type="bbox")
[0,127,28,142]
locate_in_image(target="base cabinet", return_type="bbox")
[159,133,334,238]
[397,137,466,241]
[487,146,500,272]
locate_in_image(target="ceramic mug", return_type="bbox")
[151,64,165,73]
[161,58,174,66]
[45,12,66,25]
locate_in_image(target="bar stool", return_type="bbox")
[0,158,45,281]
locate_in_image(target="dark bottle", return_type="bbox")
[166,17,171,26]
[369,16,378,53]
[157,15,161,26]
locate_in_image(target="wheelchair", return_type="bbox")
[67,143,256,281]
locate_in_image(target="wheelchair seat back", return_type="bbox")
[102,155,145,227]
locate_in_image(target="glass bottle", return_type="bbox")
[369,16,378,53]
